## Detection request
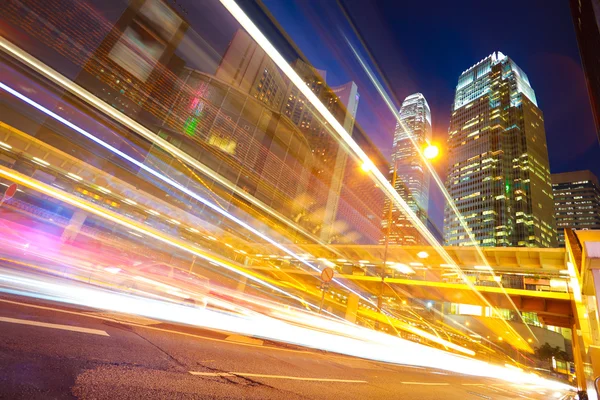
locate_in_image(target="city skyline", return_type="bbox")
[267,0,600,232]
[0,1,598,398]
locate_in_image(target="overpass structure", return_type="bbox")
[247,231,600,395]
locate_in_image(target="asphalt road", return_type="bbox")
[0,293,575,400]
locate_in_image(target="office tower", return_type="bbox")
[381,93,431,245]
[570,0,600,143]
[552,170,600,246]
[215,29,287,109]
[444,52,557,248]
[216,30,360,243]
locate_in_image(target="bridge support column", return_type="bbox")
[345,293,359,323]
[236,276,248,293]
[572,323,588,397]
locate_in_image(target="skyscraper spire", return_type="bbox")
[381,93,431,245]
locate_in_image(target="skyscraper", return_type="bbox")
[214,30,364,243]
[570,0,600,144]
[381,93,431,245]
[552,170,600,246]
[444,52,557,248]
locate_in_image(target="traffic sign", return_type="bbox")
[1,183,17,205]
[321,267,334,283]
[3,183,17,201]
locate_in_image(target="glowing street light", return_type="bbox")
[417,251,429,259]
[361,160,373,172]
[423,144,440,160]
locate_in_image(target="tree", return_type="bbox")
[534,342,573,365]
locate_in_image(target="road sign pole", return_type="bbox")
[318,267,334,315]
[319,282,329,315]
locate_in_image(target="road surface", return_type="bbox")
[0,293,574,399]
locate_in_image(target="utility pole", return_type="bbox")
[376,166,397,329]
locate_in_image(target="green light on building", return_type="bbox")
[184,117,199,137]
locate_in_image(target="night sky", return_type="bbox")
[263,0,600,229]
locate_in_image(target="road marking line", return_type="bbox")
[461,383,484,386]
[0,298,311,353]
[0,316,109,336]
[189,371,367,383]
[401,382,449,385]
[225,334,264,346]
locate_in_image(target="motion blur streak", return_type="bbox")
[0,267,572,392]
[343,39,538,342]
[216,0,533,345]
[0,163,324,314]
[0,37,345,279]
[0,79,372,307]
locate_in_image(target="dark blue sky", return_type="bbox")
[263,0,600,228]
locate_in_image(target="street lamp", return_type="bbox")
[423,143,440,160]
[361,161,373,172]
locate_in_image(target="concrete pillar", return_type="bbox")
[60,209,87,243]
[572,323,588,396]
[236,276,248,293]
[345,293,359,323]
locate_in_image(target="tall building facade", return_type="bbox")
[552,170,600,246]
[216,30,362,243]
[381,93,431,245]
[215,29,287,110]
[570,0,600,143]
[76,0,188,122]
[444,52,557,248]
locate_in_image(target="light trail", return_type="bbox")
[0,80,373,308]
[0,36,349,271]
[0,267,573,393]
[0,148,482,353]
[215,0,535,349]
[0,163,325,314]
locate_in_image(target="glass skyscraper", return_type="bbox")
[381,93,431,245]
[444,52,557,248]
[552,170,600,246]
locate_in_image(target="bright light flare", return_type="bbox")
[423,144,440,160]
[361,161,373,172]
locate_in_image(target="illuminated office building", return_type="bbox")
[444,52,557,247]
[381,93,431,245]
[552,170,600,246]
[570,0,600,143]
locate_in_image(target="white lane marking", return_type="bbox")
[461,383,484,386]
[225,334,264,346]
[0,316,110,336]
[189,371,367,383]
[401,382,449,385]
[0,298,310,353]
